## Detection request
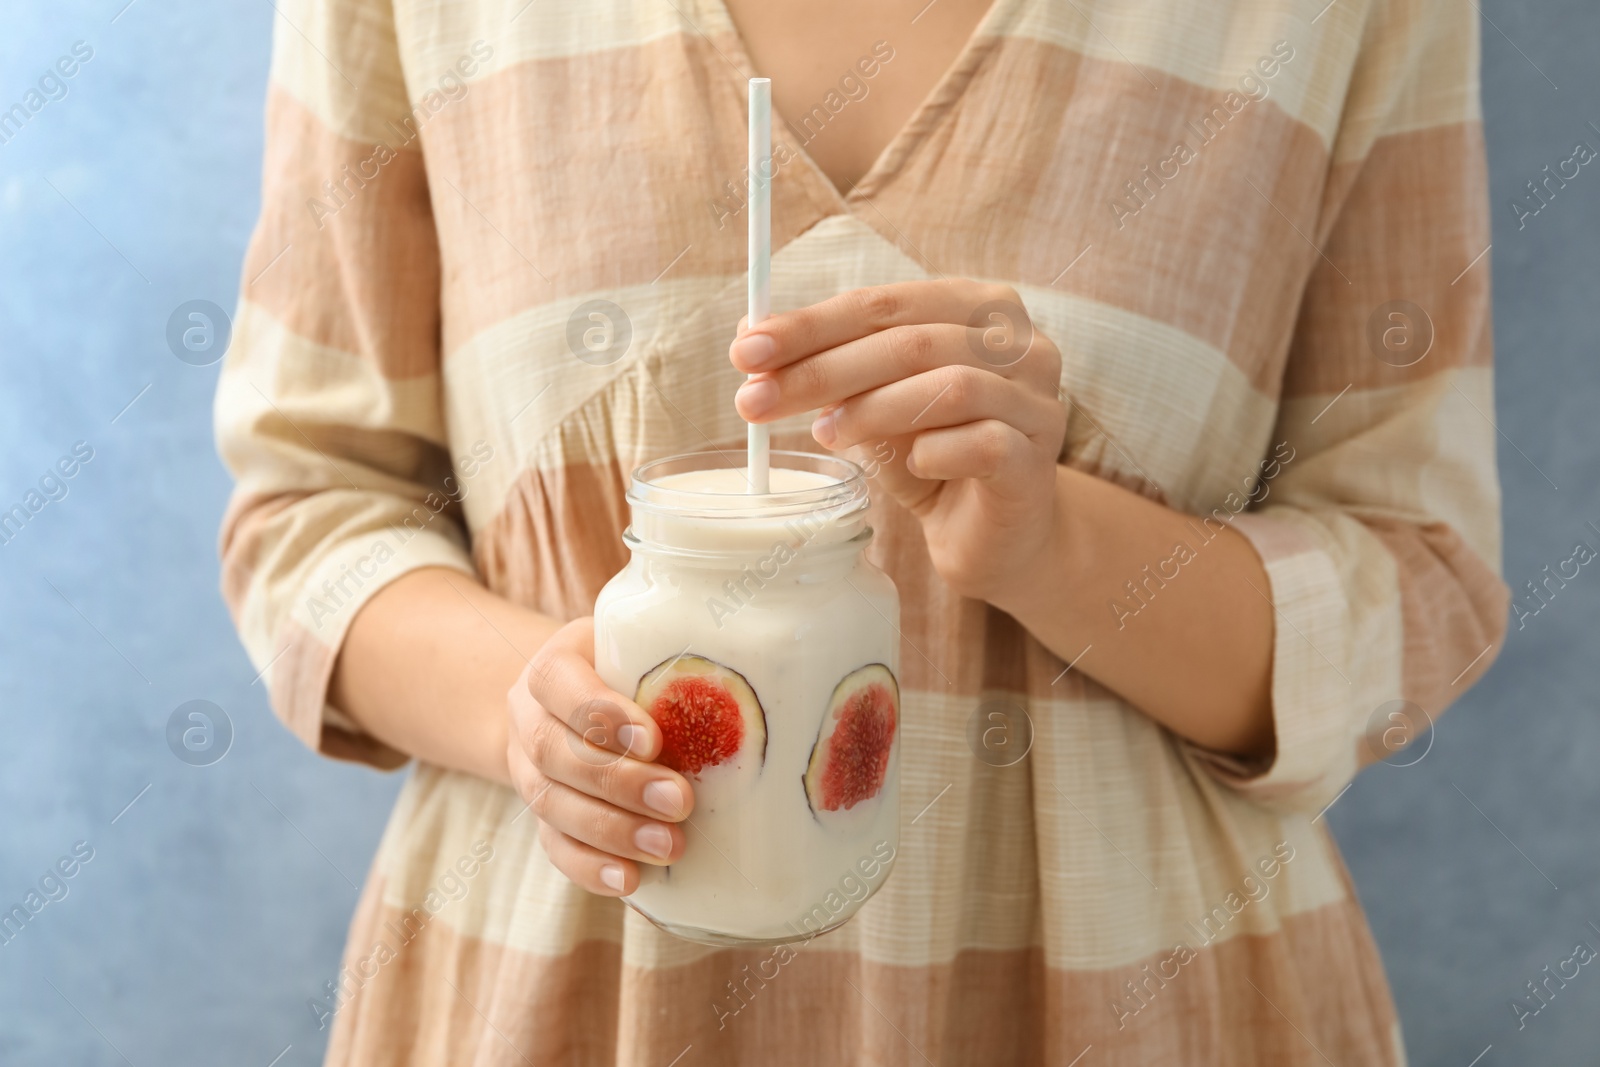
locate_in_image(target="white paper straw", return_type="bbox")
[746,78,772,493]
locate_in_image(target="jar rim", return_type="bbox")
[627,450,867,522]
[621,522,873,563]
[624,450,872,557]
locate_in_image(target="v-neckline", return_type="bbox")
[699,0,1025,212]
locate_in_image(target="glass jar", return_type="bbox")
[593,450,901,946]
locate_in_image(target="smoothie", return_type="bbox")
[593,452,901,945]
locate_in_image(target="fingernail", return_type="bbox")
[730,332,777,369]
[617,724,646,755]
[643,779,684,818]
[738,378,780,419]
[636,823,674,859]
[599,864,626,892]
[812,409,839,447]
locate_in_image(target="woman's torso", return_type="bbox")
[315,0,1404,1061]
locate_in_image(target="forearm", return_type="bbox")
[329,567,564,785]
[994,466,1276,758]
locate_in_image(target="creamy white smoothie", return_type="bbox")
[593,452,901,945]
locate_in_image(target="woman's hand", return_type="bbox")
[506,618,695,897]
[731,280,1067,606]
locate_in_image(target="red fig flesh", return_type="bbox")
[635,655,767,777]
[804,664,899,814]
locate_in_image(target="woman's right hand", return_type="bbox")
[507,618,695,896]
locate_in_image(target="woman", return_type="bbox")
[217,0,1506,1061]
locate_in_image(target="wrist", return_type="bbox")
[987,464,1086,625]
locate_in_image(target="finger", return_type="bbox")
[539,821,638,897]
[736,320,1060,425]
[507,730,544,810]
[522,619,663,761]
[728,279,1024,373]
[906,419,1037,483]
[813,366,1062,452]
[531,713,694,823]
[531,775,686,866]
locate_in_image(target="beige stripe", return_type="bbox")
[420,32,834,354]
[853,39,1328,391]
[415,35,1334,389]
[1283,123,1493,398]
[473,454,633,622]
[1049,897,1400,1064]
[1367,517,1508,712]
[218,489,311,623]
[1007,0,1359,145]
[240,89,442,379]
[261,620,408,768]
[258,618,335,756]
[259,27,1486,446]
[240,512,473,765]
[326,882,1395,1065]
[326,882,623,1065]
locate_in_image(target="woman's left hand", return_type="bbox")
[730,279,1067,606]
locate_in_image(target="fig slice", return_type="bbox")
[804,663,900,815]
[634,654,767,777]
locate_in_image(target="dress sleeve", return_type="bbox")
[1189,0,1510,812]
[215,0,475,768]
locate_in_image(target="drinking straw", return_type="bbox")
[746,78,772,493]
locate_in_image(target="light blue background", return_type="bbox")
[0,1,1595,1063]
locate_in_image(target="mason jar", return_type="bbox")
[592,450,901,946]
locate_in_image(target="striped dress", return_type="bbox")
[216,0,1508,1062]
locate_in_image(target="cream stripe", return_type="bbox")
[1342,0,1481,148]
[1271,367,1501,568]
[219,300,475,677]
[1017,283,1279,513]
[1225,505,1405,806]
[401,0,1478,153]
[268,0,511,145]
[284,517,474,641]
[267,0,413,145]
[449,218,1289,531]
[396,0,729,91]
[376,690,1352,969]
[447,214,931,525]
[376,770,625,957]
[230,496,473,670]
[281,0,1480,162]
[1425,366,1502,569]
[1027,698,1350,968]
[224,301,448,441]
[1384,17,1480,138]
[443,274,735,533]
